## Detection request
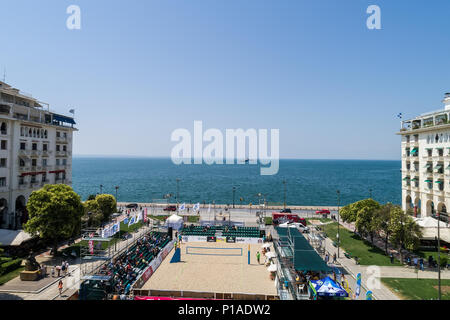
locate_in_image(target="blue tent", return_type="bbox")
[310,276,349,297]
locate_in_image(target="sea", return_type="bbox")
[71,157,401,207]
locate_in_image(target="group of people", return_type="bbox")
[404,255,441,270]
[97,232,169,295]
[51,260,70,278]
[324,252,337,265]
[294,271,321,294]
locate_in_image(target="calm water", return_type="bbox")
[71,158,401,207]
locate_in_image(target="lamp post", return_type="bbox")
[232,186,236,209]
[437,212,441,300]
[115,186,119,201]
[176,178,180,208]
[283,180,287,210]
[337,190,341,259]
[100,184,103,194]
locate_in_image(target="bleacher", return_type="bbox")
[181,225,262,238]
[94,231,170,296]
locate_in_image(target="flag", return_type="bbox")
[355,273,362,299]
[69,109,75,114]
[397,112,402,119]
[179,203,186,211]
[128,214,135,226]
[136,211,142,223]
[193,203,200,212]
[208,204,211,213]
[144,208,148,222]
[366,291,373,300]
[88,232,94,254]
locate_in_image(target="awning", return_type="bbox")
[410,148,418,154]
[436,181,444,184]
[52,114,76,125]
[435,165,443,170]
[402,177,410,181]
[424,164,432,169]
[425,180,433,183]
[411,178,418,181]
[436,148,444,150]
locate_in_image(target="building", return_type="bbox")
[398,93,450,222]
[0,81,77,230]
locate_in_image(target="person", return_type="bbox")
[333,252,337,264]
[256,251,261,264]
[419,258,424,271]
[56,265,61,277]
[58,280,63,296]
[51,266,55,278]
[413,257,418,268]
[325,253,329,265]
[65,261,70,276]
[389,253,394,264]
[61,261,66,276]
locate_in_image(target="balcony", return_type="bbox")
[0,185,8,193]
[18,166,31,172]
[18,149,31,156]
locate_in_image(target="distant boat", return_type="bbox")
[245,158,250,164]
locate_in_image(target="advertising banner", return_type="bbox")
[207,236,216,242]
[226,236,236,243]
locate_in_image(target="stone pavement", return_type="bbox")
[0,223,153,300]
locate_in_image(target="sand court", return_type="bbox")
[141,242,278,297]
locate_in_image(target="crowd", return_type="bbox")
[97,231,170,295]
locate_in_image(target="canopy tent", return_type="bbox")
[267,264,277,272]
[262,243,271,249]
[414,216,442,228]
[165,214,183,230]
[310,276,348,297]
[265,252,276,258]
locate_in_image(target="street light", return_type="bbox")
[437,212,442,300]
[115,186,119,201]
[176,178,181,208]
[282,180,287,210]
[232,186,236,209]
[337,190,341,259]
[100,184,103,194]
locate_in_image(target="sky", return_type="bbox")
[1,0,450,160]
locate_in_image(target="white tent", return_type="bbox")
[165,214,183,230]
[414,217,441,228]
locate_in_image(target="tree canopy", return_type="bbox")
[24,184,84,254]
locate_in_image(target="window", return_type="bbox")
[63,132,67,139]
[1,122,7,135]
[31,159,37,167]
[0,158,6,167]
[19,176,24,185]
[63,145,67,152]
[19,159,25,167]
[31,175,36,183]
[62,158,67,165]
[56,145,60,151]
[43,144,48,151]
[1,140,6,150]
[42,159,47,167]
[20,142,26,150]
[439,149,444,157]
[56,131,60,138]
[32,143,37,151]
[56,159,60,165]
[42,173,47,182]
[0,177,6,187]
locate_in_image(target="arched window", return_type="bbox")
[28,128,32,137]
[0,122,6,135]
[44,130,47,139]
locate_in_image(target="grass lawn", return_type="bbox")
[0,266,25,286]
[149,215,169,222]
[264,217,273,225]
[187,215,200,223]
[322,222,402,266]
[305,218,333,225]
[382,278,450,300]
[414,249,450,263]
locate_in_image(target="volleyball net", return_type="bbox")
[185,246,243,256]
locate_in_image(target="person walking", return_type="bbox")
[58,280,63,296]
[325,253,329,265]
[256,251,261,264]
[389,253,394,264]
[65,261,70,276]
[333,252,337,264]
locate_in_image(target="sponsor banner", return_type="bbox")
[226,236,236,243]
[216,237,226,243]
[207,236,216,242]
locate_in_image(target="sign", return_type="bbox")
[207,236,216,242]
[226,236,236,243]
[216,237,226,243]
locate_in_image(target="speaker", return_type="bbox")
[168,227,173,239]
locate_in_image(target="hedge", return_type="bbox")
[0,259,23,276]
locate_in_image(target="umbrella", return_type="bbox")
[265,252,276,258]
[262,243,271,249]
[309,277,348,297]
[267,264,277,272]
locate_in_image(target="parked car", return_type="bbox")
[126,203,138,209]
[164,205,177,212]
[315,209,330,215]
[280,208,292,213]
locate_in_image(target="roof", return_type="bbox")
[0,229,33,246]
[276,227,331,272]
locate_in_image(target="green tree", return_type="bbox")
[374,203,397,254]
[95,194,117,222]
[390,208,422,262]
[87,194,96,201]
[354,199,381,244]
[82,199,102,227]
[24,184,84,255]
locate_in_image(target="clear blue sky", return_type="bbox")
[1,0,449,160]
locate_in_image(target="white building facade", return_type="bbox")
[399,93,450,222]
[0,81,77,230]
